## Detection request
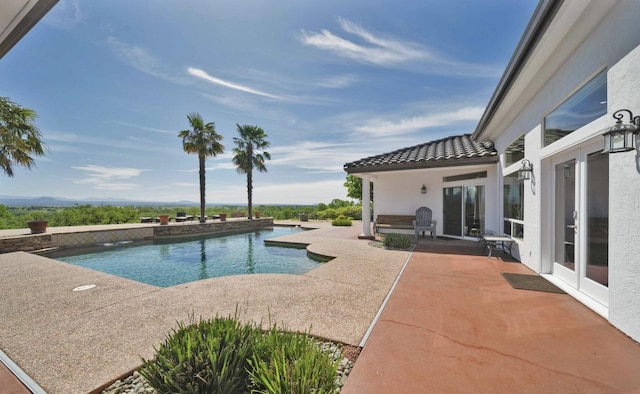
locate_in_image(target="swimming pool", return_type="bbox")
[44,227,321,287]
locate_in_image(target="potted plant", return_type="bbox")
[158,214,170,225]
[27,219,48,234]
[254,211,261,219]
[219,213,227,221]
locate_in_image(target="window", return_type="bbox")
[505,135,525,167]
[503,173,524,238]
[544,69,607,146]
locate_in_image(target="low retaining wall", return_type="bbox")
[153,218,273,238]
[0,218,274,253]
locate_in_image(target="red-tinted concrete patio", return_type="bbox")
[342,242,640,393]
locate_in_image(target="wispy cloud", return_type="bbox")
[71,165,148,191]
[187,67,282,100]
[114,121,175,135]
[300,17,431,67]
[317,74,360,89]
[106,37,187,84]
[300,17,501,77]
[355,106,485,136]
[42,0,83,29]
[269,141,363,173]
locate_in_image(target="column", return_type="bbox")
[359,174,372,238]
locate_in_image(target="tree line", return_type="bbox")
[0,199,363,229]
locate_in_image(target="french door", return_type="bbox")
[552,142,609,305]
[443,185,484,238]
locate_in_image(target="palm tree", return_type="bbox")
[232,124,271,219]
[0,97,46,177]
[178,113,224,223]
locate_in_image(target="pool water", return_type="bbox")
[45,227,321,287]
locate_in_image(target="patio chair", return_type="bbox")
[413,207,436,240]
[175,212,193,222]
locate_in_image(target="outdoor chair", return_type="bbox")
[175,212,193,222]
[413,207,437,240]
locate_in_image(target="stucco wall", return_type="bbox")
[489,1,640,341]
[607,44,640,342]
[371,164,498,237]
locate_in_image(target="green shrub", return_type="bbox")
[139,316,341,394]
[382,233,413,249]
[249,329,339,394]
[331,218,352,226]
[139,316,259,393]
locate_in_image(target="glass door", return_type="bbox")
[552,144,609,305]
[553,158,577,287]
[443,187,462,236]
[443,185,485,238]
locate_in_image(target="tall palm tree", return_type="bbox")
[178,113,224,223]
[232,124,271,219]
[0,97,46,177]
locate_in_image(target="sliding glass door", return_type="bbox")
[443,185,484,238]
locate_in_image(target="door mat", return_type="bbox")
[501,273,566,294]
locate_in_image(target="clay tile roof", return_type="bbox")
[344,134,497,173]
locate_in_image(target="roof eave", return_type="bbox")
[0,0,59,60]
[344,156,499,174]
[472,0,564,141]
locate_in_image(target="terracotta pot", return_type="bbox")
[27,220,48,234]
[219,213,227,221]
[158,214,170,225]
[254,211,261,219]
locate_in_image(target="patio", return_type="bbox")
[1,222,639,392]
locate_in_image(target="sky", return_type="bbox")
[0,0,538,205]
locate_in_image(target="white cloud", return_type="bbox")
[355,106,485,136]
[71,165,148,191]
[187,67,282,100]
[317,74,360,89]
[114,121,175,135]
[268,141,363,173]
[72,165,147,180]
[42,0,83,29]
[300,17,431,67]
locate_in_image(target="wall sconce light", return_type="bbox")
[517,159,533,180]
[421,184,427,194]
[602,109,639,153]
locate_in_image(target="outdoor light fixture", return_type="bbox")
[421,184,427,194]
[517,159,533,181]
[602,109,640,153]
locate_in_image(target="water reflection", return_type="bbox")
[199,239,208,280]
[246,233,255,274]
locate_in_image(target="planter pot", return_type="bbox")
[254,211,261,219]
[158,214,170,225]
[219,213,227,221]
[27,220,48,234]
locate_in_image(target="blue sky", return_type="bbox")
[1,0,537,205]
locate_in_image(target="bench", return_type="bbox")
[374,215,416,234]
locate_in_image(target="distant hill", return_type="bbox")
[0,195,199,207]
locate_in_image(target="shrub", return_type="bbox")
[139,316,341,394]
[249,329,339,394]
[331,218,352,226]
[382,233,413,249]
[139,316,259,393]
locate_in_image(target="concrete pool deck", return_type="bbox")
[0,220,410,393]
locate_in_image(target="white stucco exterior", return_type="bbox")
[347,0,640,343]
[369,164,499,238]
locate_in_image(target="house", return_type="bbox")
[345,0,640,343]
